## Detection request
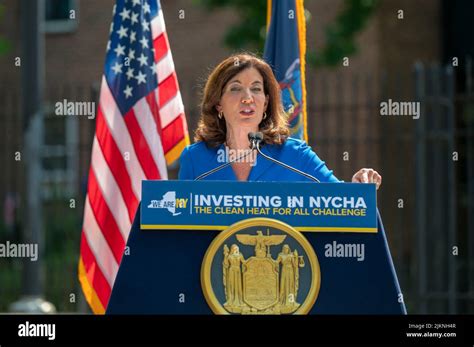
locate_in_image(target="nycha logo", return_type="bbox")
[147,191,188,216]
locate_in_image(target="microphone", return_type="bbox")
[194,134,257,180]
[247,131,260,146]
[251,131,321,183]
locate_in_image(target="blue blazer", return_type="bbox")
[178,137,340,182]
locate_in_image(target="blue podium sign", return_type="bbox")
[141,180,377,232]
[107,180,406,315]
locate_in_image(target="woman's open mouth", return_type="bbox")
[240,108,255,116]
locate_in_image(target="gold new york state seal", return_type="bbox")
[201,218,320,314]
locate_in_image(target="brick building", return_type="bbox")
[0,0,443,186]
[1,0,473,313]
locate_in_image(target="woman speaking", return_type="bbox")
[178,53,381,186]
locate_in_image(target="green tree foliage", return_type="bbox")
[310,0,379,67]
[195,0,379,68]
[195,0,267,50]
[0,4,11,55]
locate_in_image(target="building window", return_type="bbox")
[42,104,79,200]
[44,0,78,34]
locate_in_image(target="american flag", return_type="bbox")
[78,0,189,314]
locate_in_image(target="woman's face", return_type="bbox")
[216,67,269,130]
[231,245,239,254]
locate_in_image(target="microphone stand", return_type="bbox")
[195,131,321,183]
[251,133,321,183]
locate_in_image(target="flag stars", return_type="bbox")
[130,12,139,25]
[150,61,157,75]
[106,0,158,103]
[119,8,131,21]
[123,85,133,99]
[142,20,150,32]
[137,53,148,66]
[140,37,149,49]
[135,71,147,85]
[117,25,129,39]
[114,43,126,57]
[143,2,151,14]
[130,31,137,43]
[126,67,135,80]
[128,48,135,61]
[111,62,123,74]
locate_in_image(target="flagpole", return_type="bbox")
[9,0,55,313]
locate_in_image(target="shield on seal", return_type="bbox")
[243,257,279,310]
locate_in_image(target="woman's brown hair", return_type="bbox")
[194,53,290,147]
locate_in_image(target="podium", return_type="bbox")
[106,180,406,314]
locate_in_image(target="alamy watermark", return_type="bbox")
[217,147,257,166]
[0,241,38,261]
[324,241,365,261]
[380,99,420,119]
[55,99,96,119]
[18,321,55,340]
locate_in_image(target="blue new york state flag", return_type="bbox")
[264,0,307,141]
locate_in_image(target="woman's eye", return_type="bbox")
[229,86,241,92]
[252,87,262,92]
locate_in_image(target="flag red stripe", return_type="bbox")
[80,233,112,309]
[145,91,163,138]
[153,32,168,63]
[158,73,178,108]
[96,106,139,221]
[87,167,126,263]
[161,113,186,153]
[123,109,161,179]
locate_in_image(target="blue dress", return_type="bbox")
[178,137,340,182]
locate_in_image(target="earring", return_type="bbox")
[263,112,267,120]
[218,112,223,119]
